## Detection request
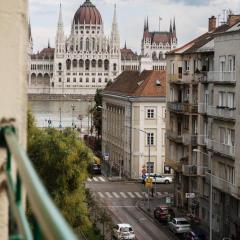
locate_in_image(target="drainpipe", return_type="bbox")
[128,96,132,179]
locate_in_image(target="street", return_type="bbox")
[86,176,178,240]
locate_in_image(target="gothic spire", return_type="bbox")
[173,17,176,33]
[146,16,149,31]
[169,19,172,33]
[124,41,127,49]
[48,39,50,48]
[28,21,32,42]
[111,4,120,51]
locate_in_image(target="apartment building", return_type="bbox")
[166,15,240,238]
[101,70,167,179]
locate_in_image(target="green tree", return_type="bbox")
[27,112,94,230]
[92,88,102,138]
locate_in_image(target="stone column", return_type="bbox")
[0,1,28,239]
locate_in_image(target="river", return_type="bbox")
[29,100,93,133]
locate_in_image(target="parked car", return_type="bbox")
[168,217,191,234]
[112,223,135,240]
[184,229,207,240]
[142,173,173,184]
[154,205,174,223]
[90,164,101,175]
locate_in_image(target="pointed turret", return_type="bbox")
[169,19,172,33]
[124,41,127,49]
[146,16,149,31]
[173,17,176,34]
[55,3,65,55]
[110,4,120,54]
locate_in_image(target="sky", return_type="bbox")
[29,0,240,53]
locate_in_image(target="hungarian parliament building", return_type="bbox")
[28,0,177,95]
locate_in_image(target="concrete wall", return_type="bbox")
[0,1,28,239]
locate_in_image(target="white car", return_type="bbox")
[168,217,191,234]
[143,173,173,184]
[112,223,135,240]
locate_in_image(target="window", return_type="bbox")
[147,162,154,173]
[227,129,235,146]
[85,59,90,70]
[218,91,226,107]
[80,38,83,50]
[86,38,89,51]
[147,133,154,146]
[92,78,95,83]
[58,78,61,83]
[227,165,235,184]
[98,78,102,83]
[105,78,108,83]
[146,109,155,119]
[219,127,226,144]
[184,60,190,72]
[73,78,76,82]
[86,78,89,83]
[79,78,82,83]
[58,63,62,71]
[228,55,235,72]
[227,92,235,108]
[67,78,70,83]
[113,63,117,71]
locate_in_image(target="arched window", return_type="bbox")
[86,38,89,51]
[159,52,163,60]
[98,59,102,68]
[31,73,36,85]
[85,59,90,70]
[92,59,96,68]
[79,59,84,68]
[113,63,117,71]
[92,38,95,51]
[66,59,71,70]
[80,38,83,50]
[37,73,43,84]
[43,73,50,85]
[73,59,77,68]
[104,60,109,71]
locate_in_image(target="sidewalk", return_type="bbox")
[138,196,209,239]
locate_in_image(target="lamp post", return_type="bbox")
[59,107,62,128]
[193,149,212,240]
[71,104,76,129]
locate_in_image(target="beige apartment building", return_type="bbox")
[101,70,167,179]
[166,15,240,238]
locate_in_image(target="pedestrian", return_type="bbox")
[151,187,154,197]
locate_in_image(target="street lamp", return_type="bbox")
[59,107,62,128]
[71,104,76,129]
[193,148,212,240]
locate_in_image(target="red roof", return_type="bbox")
[74,0,102,25]
[31,47,54,59]
[104,70,166,97]
[121,47,139,60]
[144,31,172,44]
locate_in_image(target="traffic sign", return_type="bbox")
[166,197,171,204]
[103,153,109,161]
[145,177,153,188]
[185,193,195,199]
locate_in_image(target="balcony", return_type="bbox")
[167,102,198,114]
[165,159,182,172]
[182,165,197,176]
[198,103,207,114]
[206,139,235,158]
[182,134,197,146]
[206,174,240,199]
[207,71,236,84]
[207,106,236,120]
[197,135,207,146]
[166,130,183,143]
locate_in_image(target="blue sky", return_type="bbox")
[29,0,240,53]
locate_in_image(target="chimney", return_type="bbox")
[227,15,240,27]
[208,16,216,32]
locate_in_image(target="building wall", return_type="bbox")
[0,1,28,239]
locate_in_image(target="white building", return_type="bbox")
[28,0,177,96]
[101,70,167,179]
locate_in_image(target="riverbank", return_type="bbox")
[28,93,94,101]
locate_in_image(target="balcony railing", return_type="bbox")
[182,165,197,176]
[166,130,183,143]
[207,106,236,120]
[0,125,78,240]
[207,71,236,83]
[206,138,235,158]
[167,102,198,113]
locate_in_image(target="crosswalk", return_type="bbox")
[87,176,107,182]
[95,191,173,199]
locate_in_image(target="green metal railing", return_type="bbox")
[0,125,78,240]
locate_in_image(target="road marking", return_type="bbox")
[93,177,99,182]
[87,178,92,182]
[98,192,105,198]
[120,192,127,198]
[105,192,113,198]
[112,192,120,198]
[98,176,106,182]
[157,192,162,197]
[134,192,143,198]
[142,192,148,198]
[127,192,135,198]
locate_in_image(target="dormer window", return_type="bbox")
[156,80,161,86]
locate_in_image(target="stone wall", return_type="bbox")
[0,1,28,239]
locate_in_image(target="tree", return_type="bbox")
[27,112,94,230]
[92,88,102,138]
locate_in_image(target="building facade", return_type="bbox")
[166,15,240,239]
[28,0,177,96]
[102,70,167,179]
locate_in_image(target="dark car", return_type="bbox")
[154,205,174,223]
[184,229,208,240]
[90,164,101,175]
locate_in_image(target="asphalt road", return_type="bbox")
[86,176,178,240]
